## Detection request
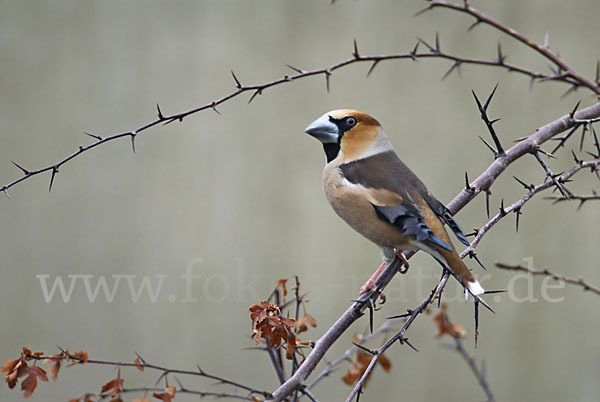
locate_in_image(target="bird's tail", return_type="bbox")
[438,247,484,296]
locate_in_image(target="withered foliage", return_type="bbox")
[341,334,391,387]
[249,278,316,361]
[1,347,87,399]
[433,304,468,339]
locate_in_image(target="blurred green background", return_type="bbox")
[1,1,599,401]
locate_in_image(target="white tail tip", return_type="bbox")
[468,280,485,296]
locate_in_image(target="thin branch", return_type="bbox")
[445,336,495,402]
[306,320,393,392]
[418,1,600,94]
[463,157,600,253]
[25,350,269,399]
[2,45,592,194]
[344,274,451,402]
[97,387,254,401]
[545,190,600,209]
[495,261,600,296]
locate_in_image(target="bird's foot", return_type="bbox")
[394,249,409,266]
[359,261,388,302]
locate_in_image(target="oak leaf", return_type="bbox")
[434,304,468,339]
[21,365,48,398]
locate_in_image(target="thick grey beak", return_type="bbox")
[304,114,340,144]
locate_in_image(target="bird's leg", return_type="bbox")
[394,249,410,273]
[359,261,389,298]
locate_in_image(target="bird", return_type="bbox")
[304,109,484,298]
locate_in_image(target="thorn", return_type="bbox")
[285,64,304,74]
[351,342,376,356]
[467,18,482,31]
[442,61,461,80]
[83,132,102,141]
[551,125,579,154]
[367,297,375,334]
[410,41,420,60]
[49,167,58,192]
[496,42,506,64]
[464,171,474,192]
[535,145,556,158]
[484,83,499,111]
[156,103,164,119]
[579,123,588,152]
[513,176,534,191]
[474,294,494,313]
[352,38,359,58]
[325,72,331,93]
[11,160,30,176]
[571,149,582,165]
[468,250,486,270]
[130,131,136,154]
[162,117,178,126]
[248,89,262,104]
[474,300,479,346]
[400,337,419,352]
[514,207,522,232]
[134,351,147,365]
[465,229,478,238]
[413,4,432,17]
[483,289,507,295]
[231,70,242,88]
[416,36,435,53]
[435,32,440,52]
[560,84,579,99]
[1,186,10,200]
[478,135,497,156]
[569,100,582,118]
[591,124,600,157]
[367,60,380,77]
[485,189,491,218]
[387,311,411,320]
[499,199,506,215]
[210,101,221,115]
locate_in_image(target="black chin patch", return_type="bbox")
[323,143,340,163]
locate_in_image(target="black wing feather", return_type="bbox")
[373,203,452,251]
[423,196,470,246]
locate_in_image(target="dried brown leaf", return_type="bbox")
[434,304,468,339]
[134,357,144,372]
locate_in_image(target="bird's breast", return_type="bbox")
[322,164,412,249]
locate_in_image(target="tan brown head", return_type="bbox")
[304,109,391,163]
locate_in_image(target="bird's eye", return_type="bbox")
[345,116,357,127]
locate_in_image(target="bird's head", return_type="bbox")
[304,109,388,163]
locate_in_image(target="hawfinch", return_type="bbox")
[305,109,484,297]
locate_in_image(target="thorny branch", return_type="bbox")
[344,274,450,402]
[417,0,600,95]
[3,3,599,196]
[22,349,266,401]
[306,321,394,392]
[464,157,600,253]
[495,261,600,296]
[545,190,600,209]
[444,335,495,402]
